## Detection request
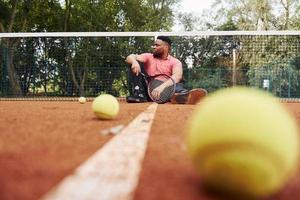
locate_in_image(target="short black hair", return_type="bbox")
[157,36,172,46]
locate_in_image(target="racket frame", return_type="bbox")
[140,72,176,103]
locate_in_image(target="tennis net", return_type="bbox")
[1,31,300,100]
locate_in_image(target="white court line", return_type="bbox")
[41,103,158,200]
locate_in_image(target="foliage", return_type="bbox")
[187,67,230,92]
[2,0,300,98]
[247,57,300,97]
[0,0,179,96]
[208,0,300,31]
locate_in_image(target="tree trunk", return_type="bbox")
[63,0,83,96]
[7,47,21,95]
[2,0,24,96]
[281,0,290,29]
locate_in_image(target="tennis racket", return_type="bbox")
[141,73,176,104]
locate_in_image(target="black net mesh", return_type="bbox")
[1,33,300,99]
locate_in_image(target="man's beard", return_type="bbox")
[153,51,162,58]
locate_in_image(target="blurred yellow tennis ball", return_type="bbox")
[78,96,86,104]
[92,94,119,120]
[186,87,299,198]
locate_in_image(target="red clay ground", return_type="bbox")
[134,103,300,200]
[0,101,300,200]
[0,101,150,200]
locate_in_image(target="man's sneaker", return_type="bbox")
[170,88,207,104]
[126,95,148,103]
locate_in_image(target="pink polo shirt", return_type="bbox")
[140,53,182,77]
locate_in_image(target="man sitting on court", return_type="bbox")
[125,36,207,104]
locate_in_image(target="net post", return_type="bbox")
[232,48,237,86]
[288,65,291,98]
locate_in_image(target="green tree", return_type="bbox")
[208,0,300,30]
[0,0,181,96]
[0,0,62,95]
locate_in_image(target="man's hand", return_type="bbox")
[126,54,143,76]
[151,84,165,100]
[131,61,141,76]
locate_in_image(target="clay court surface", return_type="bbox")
[0,101,300,200]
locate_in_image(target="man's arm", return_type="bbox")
[171,61,183,83]
[126,54,146,76]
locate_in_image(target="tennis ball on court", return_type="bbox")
[78,96,86,104]
[186,87,299,198]
[92,94,119,120]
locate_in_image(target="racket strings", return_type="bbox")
[158,85,174,101]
